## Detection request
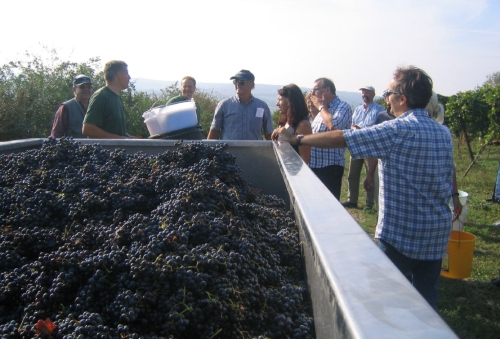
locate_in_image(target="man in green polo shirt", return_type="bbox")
[82,60,130,138]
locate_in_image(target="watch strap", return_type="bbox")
[297,134,304,146]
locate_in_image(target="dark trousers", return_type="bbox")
[378,240,442,310]
[311,165,344,201]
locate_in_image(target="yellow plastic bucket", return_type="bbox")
[441,230,476,279]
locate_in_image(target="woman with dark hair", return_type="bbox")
[276,84,312,164]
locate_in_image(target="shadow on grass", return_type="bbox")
[464,223,500,243]
[438,276,500,339]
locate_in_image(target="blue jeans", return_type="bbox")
[378,239,442,310]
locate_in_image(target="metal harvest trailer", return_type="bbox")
[0,138,458,339]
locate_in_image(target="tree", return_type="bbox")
[445,89,490,140]
[0,50,223,141]
[193,89,219,138]
[0,49,102,141]
[374,97,387,108]
[483,71,500,88]
[482,85,500,142]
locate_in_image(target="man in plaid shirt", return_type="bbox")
[273,66,456,310]
[309,78,352,200]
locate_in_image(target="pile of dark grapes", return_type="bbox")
[0,137,315,339]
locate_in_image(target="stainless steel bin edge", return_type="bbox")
[273,141,458,339]
[0,138,458,338]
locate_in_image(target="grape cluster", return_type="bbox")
[0,137,315,339]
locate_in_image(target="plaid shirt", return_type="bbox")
[309,96,352,168]
[352,102,385,128]
[344,109,454,260]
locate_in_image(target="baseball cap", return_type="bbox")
[73,74,92,87]
[230,70,255,82]
[359,85,375,92]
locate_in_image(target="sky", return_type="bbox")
[1,0,499,96]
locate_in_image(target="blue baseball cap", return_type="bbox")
[230,69,255,82]
[73,74,92,87]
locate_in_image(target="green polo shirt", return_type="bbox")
[84,87,127,137]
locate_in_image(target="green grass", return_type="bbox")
[341,140,500,339]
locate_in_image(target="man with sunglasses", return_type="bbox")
[207,70,273,140]
[273,66,455,310]
[50,74,93,138]
[82,60,131,139]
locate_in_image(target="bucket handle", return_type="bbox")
[452,208,460,223]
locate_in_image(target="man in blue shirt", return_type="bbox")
[272,66,457,310]
[342,86,384,211]
[207,70,273,140]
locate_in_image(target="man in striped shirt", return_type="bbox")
[309,78,352,200]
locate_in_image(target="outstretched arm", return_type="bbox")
[272,127,346,148]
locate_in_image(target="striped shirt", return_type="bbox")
[309,96,352,168]
[344,108,454,260]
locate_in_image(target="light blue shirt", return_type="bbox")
[210,95,274,140]
[344,108,454,260]
[351,102,385,128]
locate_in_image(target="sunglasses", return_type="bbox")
[233,80,247,86]
[77,84,93,89]
[382,90,403,98]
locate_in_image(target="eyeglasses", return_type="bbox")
[382,90,403,98]
[233,80,246,86]
[78,84,93,90]
[312,86,326,93]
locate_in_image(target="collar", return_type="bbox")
[236,94,254,104]
[328,96,340,108]
[398,108,430,119]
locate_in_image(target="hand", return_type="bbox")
[315,94,326,108]
[452,196,463,216]
[272,127,295,143]
[352,125,361,129]
[364,174,374,191]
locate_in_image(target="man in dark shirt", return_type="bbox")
[50,74,93,138]
[82,60,130,138]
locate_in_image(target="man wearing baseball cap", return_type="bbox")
[207,69,273,140]
[341,85,385,211]
[50,74,93,138]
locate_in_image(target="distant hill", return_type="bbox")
[132,78,364,112]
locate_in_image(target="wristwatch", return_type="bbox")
[296,134,304,146]
[318,105,324,111]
